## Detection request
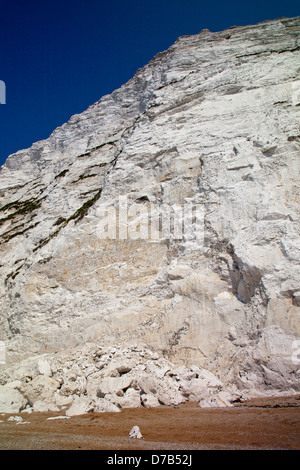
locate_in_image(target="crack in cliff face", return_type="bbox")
[162,321,191,359]
[230,259,263,304]
[32,188,103,253]
[25,117,144,259]
[206,234,264,305]
[2,117,144,285]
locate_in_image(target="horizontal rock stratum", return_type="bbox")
[0,17,300,413]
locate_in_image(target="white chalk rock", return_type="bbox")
[0,384,27,413]
[93,398,120,413]
[0,17,299,406]
[129,425,143,439]
[38,359,52,377]
[141,394,160,408]
[8,415,23,423]
[65,396,94,417]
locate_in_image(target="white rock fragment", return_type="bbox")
[47,415,71,420]
[117,388,141,408]
[93,398,120,413]
[129,425,143,439]
[0,384,27,413]
[65,396,94,417]
[7,415,28,424]
[21,407,33,414]
[32,400,59,413]
[38,359,52,377]
[97,375,133,396]
[141,394,160,408]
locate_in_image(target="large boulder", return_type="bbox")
[65,396,94,417]
[0,382,27,413]
[96,375,134,396]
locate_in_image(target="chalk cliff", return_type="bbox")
[0,17,299,412]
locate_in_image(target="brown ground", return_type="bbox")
[0,396,299,450]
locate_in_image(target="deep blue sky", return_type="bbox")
[0,0,299,167]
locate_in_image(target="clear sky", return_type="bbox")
[0,0,299,167]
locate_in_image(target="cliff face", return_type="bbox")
[0,17,300,404]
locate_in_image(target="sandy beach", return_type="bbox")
[0,396,299,451]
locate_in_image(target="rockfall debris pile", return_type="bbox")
[0,332,299,415]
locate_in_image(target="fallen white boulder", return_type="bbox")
[129,425,143,439]
[0,383,27,413]
[65,396,94,417]
[93,398,120,413]
[8,415,23,423]
[141,393,160,408]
